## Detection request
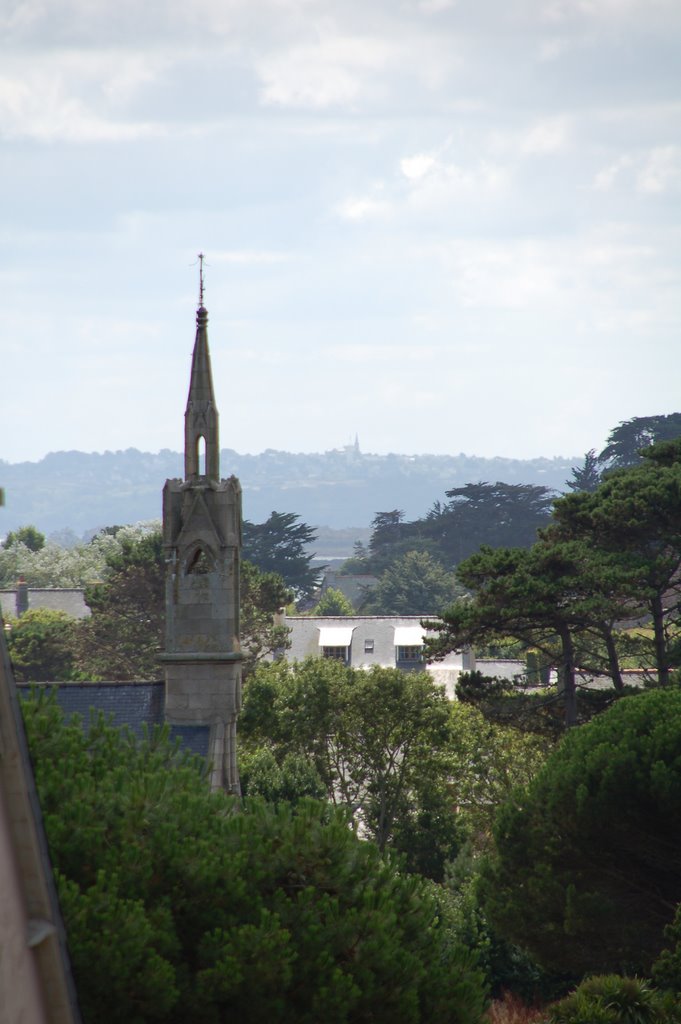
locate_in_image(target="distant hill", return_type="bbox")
[0,446,578,539]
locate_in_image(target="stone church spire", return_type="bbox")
[160,261,243,794]
[184,298,220,481]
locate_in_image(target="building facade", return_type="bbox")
[279,614,474,699]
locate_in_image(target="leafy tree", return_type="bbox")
[552,439,681,687]
[432,482,555,564]
[357,485,555,579]
[362,550,461,615]
[241,659,456,859]
[243,511,321,601]
[565,450,601,493]
[0,521,153,589]
[313,586,355,616]
[480,689,681,977]
[6,608,78,681]
[427,538,633,728]
[240,560,291,677]
[3,524,46,551]
[72,526,290,681]
[75,530,166,680]
[653,903,681,995]
[22,692,488,1024]
[444,702,550,841]
[598,413,681,471]
[239,748,326,805]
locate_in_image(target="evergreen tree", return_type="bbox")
[22,692,488,1024]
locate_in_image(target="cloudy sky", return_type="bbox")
[1,0,679,465]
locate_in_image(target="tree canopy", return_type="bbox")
[241,659,455,860]
[243,511,321,600]
[427,438,681,728]
[22,691,488,1024]
[480,689,681,977]
[5,608,78,681]
[598,413,681,471]
[361,550,461,615]
[312,586,355,616]
[3,523,46,551]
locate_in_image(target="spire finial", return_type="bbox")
[198,252,206,307]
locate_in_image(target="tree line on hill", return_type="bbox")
[0,442,575,536]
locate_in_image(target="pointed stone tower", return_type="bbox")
[159,287,242,793]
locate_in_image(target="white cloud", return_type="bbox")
[637,146,681,193]
[0,52,168,142]
[592,147,681,194]
[400,154,437,181]
[337,195,393,221]
[256,32,401,109]
[593,154,633,191]
[402,156,509,208]
[519,116,571,155]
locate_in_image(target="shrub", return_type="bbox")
[546,975,678,1024]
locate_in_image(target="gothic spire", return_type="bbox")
[184,257,220,480]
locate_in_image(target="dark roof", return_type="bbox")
[168,725,210,759]
[16,682,210,760]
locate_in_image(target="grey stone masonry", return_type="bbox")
[158,302,242,794]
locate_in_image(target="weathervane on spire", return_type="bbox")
[198,252,206,306]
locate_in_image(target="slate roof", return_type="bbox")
[0,589,90,620]
[16,681,210,759]
[319,572,378,610]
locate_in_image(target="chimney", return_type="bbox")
[16,577,29,617]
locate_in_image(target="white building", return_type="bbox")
[278,614,474,699]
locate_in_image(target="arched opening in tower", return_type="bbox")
[197,435,206,476]
[186,547,212,574]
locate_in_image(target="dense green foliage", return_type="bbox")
[243,511,321,600]
[3,523,46,551]
[313,586,355,615]
[480,690,681,977]
[565,450,601,493]
[597,414,681,472]
[0,522,127,588]
[551,439,681,688]
[76,529,166,680]
[2,524,291,682]
[241,659,455,859]
[546,975,679,1024]
[241,660,549,880]
[23,693,488,1024]
[652,903,681,996]
[351,484,554,577]
[427,438,681,726]
[361,550,460,615]
[5,608,78,681]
